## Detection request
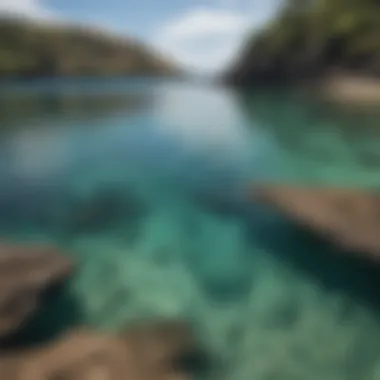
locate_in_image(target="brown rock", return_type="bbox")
[0,320,196,380]
[0,244,74,338]
[253,185,380,259]
[321,74,380,108]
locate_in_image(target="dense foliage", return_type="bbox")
[227,0,380,84]
[0,18,177,78]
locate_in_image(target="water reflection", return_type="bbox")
[0,89,151,129]
[2,80,380,380]
[0,82,272,232]
[154,83,250,152]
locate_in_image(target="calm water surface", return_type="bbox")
[2,78,380,380]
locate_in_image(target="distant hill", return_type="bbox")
[226,0,380,86]
[0,18,179,78]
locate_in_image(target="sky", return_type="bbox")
[0,0,281,73]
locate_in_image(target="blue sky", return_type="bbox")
[0,0,281,72]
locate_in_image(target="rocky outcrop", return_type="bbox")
[320,74,380,107]
[64,187,149,235]
[0,321,197,380]
[0,243,205,380]
[0,244,74,338]
[253,185,380,259]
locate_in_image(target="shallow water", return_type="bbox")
[1,78,380,379]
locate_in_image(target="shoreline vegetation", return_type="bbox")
[226,0,380,105]
[0,17,178,79]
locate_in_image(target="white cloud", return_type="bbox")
[160,8,249,40]
[154,3,278,73]
[155,7,250,73]
[0,0,54,19]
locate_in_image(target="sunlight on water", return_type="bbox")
[1,79,380,380]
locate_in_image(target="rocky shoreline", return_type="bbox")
[318,74,380,108]
[253,184,380,260]
[0,244,203,380]
[225,71,380,108]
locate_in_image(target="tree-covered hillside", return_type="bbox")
[227,0,380,85]
[0,18,178,78]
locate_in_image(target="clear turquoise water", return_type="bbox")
[2,79,380,379]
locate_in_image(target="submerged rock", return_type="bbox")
[0,244,74,339]
[0,320,202,380]
[0,243,208,380]
[191,192,245,219]
[63,186,149,236]
[253,184,380,259]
